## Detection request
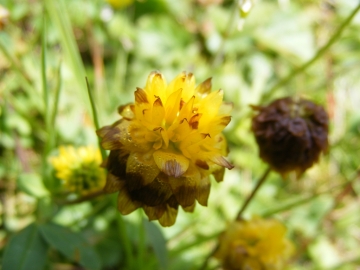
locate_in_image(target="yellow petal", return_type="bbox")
[153,150,189,177]
[145,71,167,103]
[195,77,212,97]
[126,152,160,187]
[135,87,149,104]
[118,104,134,120]
[165,89,182,125]
[152,97,165,126]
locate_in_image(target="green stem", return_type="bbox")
[55,190,105,205]
[171,231,221,257]
[117,213,134,269]
[262,3,360,101]
[48,62,62,150]
[42,16,49,131]
[200,167,271,270]
[137,213,145,270]
[236,167,271,220]
[85,77,107,161]
[199,244,219,270]
[262,175,357,217]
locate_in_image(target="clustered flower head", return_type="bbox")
[97,71,233,226]
[49,146,106,195]
[215,217,294,270]
[251,97,329,176]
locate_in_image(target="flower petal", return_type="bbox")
[118,104,135,120]
[158,204,178,227]
[153,150,189,177]
[168,165,200,207]
[135,87,149,104]
[196,176,211,206]
[152,97,165,126]
[212,167,225,182]
[195,77,212,96]
[211,156,234,169]
[104,173,124,193]
[128,173,172,206]
[118,190,141,215]
[182,203,196,212]
[143,204,166,221]
[126,152,160,187]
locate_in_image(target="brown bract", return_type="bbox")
[251,97,329,176]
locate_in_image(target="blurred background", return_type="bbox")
[0,0,360,269]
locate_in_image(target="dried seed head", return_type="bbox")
[251,97,329,176]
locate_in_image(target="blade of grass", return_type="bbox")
[86,77,107,161]
[42,16,49,131]
[45,0,87,103]
[170,231,221,257]
[49,61,62,150]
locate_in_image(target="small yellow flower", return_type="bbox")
[98,71,233,226]
[49,146,106,195]
[215,217,294,270]
[106,0,133,9]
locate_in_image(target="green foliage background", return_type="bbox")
[1,0,360,269]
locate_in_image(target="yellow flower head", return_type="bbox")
[97,71,233,226]
[49,146,106,195]
[215,217,294,270]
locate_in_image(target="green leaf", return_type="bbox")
[39,223,101,270]
[143,220,168,270]
[2,223,48,270]
[17,173,49,198]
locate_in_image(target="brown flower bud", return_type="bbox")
[251,97,328,176]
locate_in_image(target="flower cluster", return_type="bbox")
[50,146,106,195]
[215,217,294,270]
[251,97,329,176]
[97,71,233,226]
